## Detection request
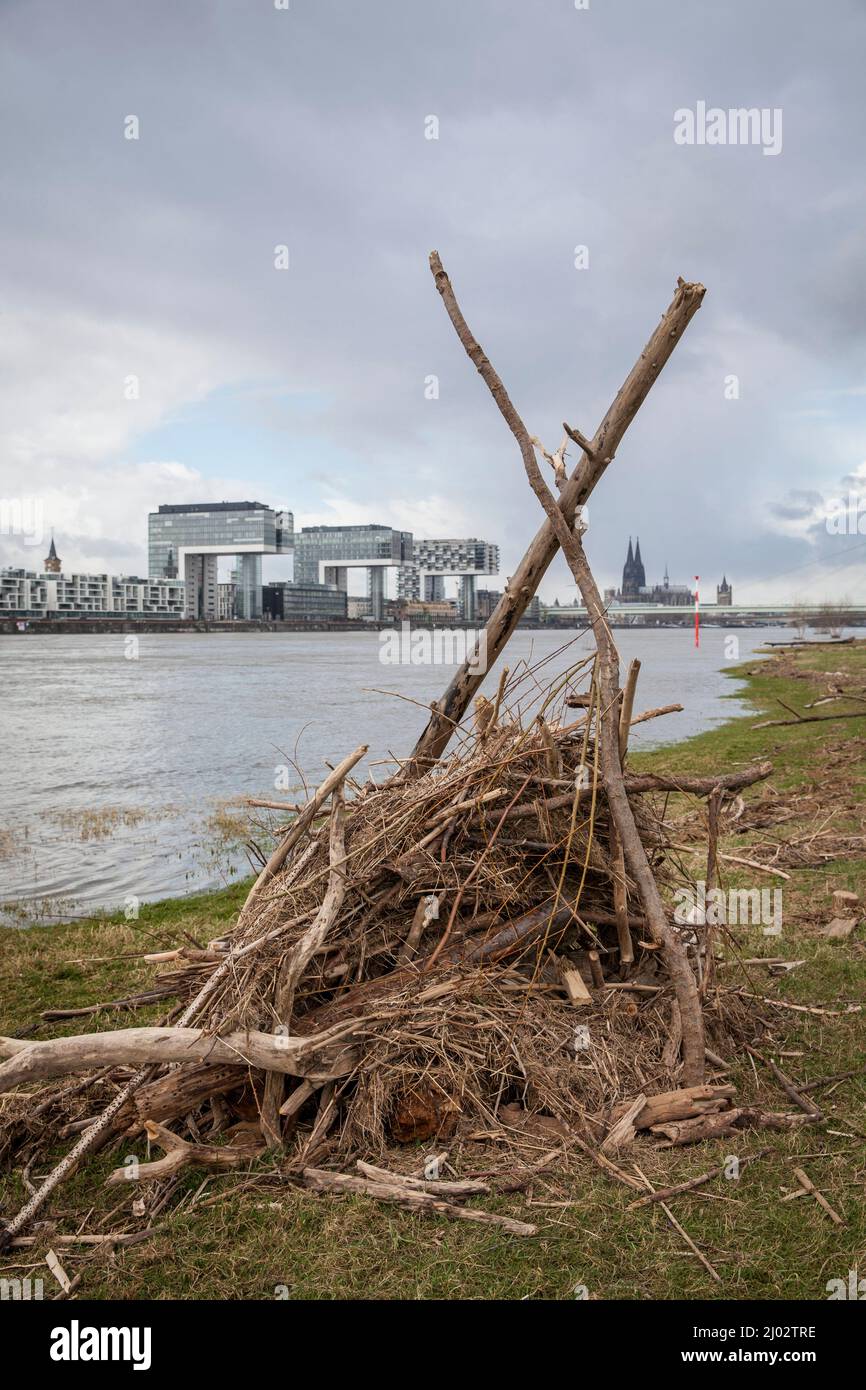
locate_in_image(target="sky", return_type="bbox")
[1,0,865,604]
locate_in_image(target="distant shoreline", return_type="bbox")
[1,616,802,635]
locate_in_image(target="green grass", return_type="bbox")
[1,645,864,1301]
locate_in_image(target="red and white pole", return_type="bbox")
[694,575,700,648]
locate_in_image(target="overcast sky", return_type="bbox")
[1,0,865,603]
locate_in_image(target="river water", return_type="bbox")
[0,627,780,924]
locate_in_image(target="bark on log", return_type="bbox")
[106,1120,265,1186]
[133,1064,245,1127]
[0,1024,359,1090]
[623,763,773,795]
[355,1160,490,1197]
[405,261,705,774]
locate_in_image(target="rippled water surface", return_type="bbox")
[0,627,779,923]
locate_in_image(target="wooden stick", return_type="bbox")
[609,818,634,966]
[405,261,705,775]
[242,744,367,911]
[627,1147,773,1209]
[632,1163,721,1283]
[799,1068,862,1093]
[302,1167,537,1236]
[587,949,605,990]
[629,702,683,727]
[753,711,866,729]
[791,1166,844,1224]
[745,1046,823,1119]
[623,763,773,795]
[105,1120,265,1186]
[618,659,641,760]
[355,1161,490,1197]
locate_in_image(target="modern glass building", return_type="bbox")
[147,502,293,619]
[262,581,348,621]
[293,525,413,619]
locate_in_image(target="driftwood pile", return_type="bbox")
[0,259,798,1248]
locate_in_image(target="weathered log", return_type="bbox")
[106,1120,265,1186]
[133,1064,245,1127]
[623,762,774,795]
[600,1094,647,1154]
[626,1084,736,1130]
[355,1160,490,1197]
[0,1024,359,1090]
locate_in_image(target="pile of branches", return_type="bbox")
[0,257,785,1248]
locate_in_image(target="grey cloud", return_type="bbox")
[1,0,865,603]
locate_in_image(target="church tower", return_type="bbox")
[44,535,61,574]
[633,537,646,589]
[716,575,732,606]
[621,536,646,599]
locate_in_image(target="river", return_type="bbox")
[0,627,780,924]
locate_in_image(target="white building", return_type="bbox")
[0,569,187,619]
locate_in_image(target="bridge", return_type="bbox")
[542,602,866,628]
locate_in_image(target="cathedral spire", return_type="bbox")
[633,536,646,588]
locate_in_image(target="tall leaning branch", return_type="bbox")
[422,252,705,1084]
[405,256,705,775]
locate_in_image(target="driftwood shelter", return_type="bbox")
[1,257,795,1248]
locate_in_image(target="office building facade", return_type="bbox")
[148,502,293,619]
[293,524,413,620]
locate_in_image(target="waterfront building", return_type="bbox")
[293,524,413,620]
[396,538,500,620]
[262,581,348,621]
[476,588,504,621]
[147,502,293,620]
[217,581,236,621]
[0,568,186,618]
